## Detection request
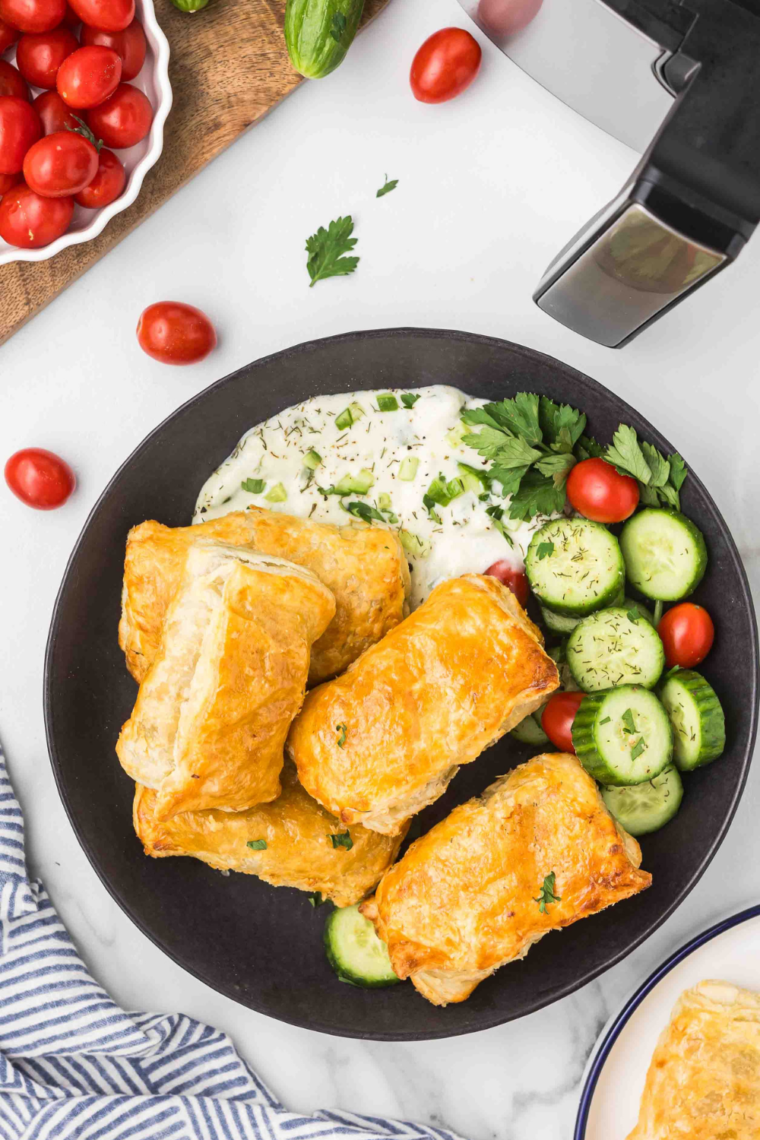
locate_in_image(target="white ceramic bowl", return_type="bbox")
[0,0,171,266]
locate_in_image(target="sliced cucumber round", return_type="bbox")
[572,686,673,785]
[602,765,683,836]
[623,597,655,626]
[658,668,726,771]
[541,605,581,635]
[620,508,707,601]
[567,607,665,692]
[324,905,399,988]
[525,518,625,617]
[510,708,550,746]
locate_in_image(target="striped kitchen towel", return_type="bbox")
[0,743,464,1140]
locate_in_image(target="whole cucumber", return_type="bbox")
[285,0,365,79]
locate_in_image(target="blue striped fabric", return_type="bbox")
[0,744,463,1140]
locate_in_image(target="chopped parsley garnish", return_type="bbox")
[630,738,647,761]
[377,394,399,412]
[599,717,611,725]
[246,839,267,850]
[534,871,561,914]
[344,501,385,523]
[621,708,637,735]
[308,892,327,907]
[335,723,347,747]
[376,175,399,198]
[626,609,640,624]
[306,216,359,287]
[401,392,420,408]
[242,478,266,494]
[536,541,554,560]
[330,831,353,850]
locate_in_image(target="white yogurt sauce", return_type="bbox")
[194,386,550,608]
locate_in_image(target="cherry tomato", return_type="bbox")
[68,0,133,31]
[33,88,78,134]
[86,81,150,147]
[0,181,72,245]
[0,16,19,53]
[81,19,145,81]
[16,27,78,89]
[75,144,122,206]
[0,95,41,173]
[5,447,75,509]
[60,0,79,25]
[478,0,542,36]
[57,45,121,109]
[484,559,529,607]
[0,0,66,34]
[543,691,585,754]
[137,301,217,365]
[566,457,640,524]
[23,129,98,195]
[410,27,481,104]
[0,168,18,193]
[0,58,29,99]
[658,603,714,669]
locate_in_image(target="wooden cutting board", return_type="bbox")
[0,0,388,346]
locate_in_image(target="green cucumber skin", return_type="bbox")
[510,710,550,746]
[323,907,399,988]
[601,765,683,836]
[659,669,726,770]
[572,688,672,785]
[285,0,365,79]
[525,519,625,617]
[567,607,665,693]
[620,509,707,601]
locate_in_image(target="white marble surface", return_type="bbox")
[1,0,759,1136]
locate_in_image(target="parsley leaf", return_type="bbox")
[306,216,359,287]
[246,839,267,850]
[604,424,687,510]
[626,609,640,624]
[335,723,347,748]
[401,392,420,408]
[345,501,385,523]
[621,708,637,735]
[535,451,576,488]
[330,831,353,850]
[241,478,265,494]
[377,175,398,198]
[534,871,561,914]
[486,393,543,445]
[606,425,652,483]
[575,434,606,461]
[508,469,566,521]
[539,397,587,453]
[536,541,554,560]
[308,892,326,907]
[669,453,687,491]
[630,738,647,761]
[330,11,346,40]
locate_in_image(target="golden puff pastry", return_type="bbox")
[288,574,559,835]
[118,508,410,686]
[116,543,335,820]
[360,752,651,1005]
[627,979,760,1140]
[134,762,407,907]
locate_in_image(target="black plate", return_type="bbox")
[45,329,758,1041]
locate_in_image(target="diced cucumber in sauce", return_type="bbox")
[620,508,707,601]
[324,905,399,988]
[510,707,550,745]
[335,469,375,495]
[602,765,683,836]
[572,685,673,785]
[567,607,665,692]
[658,669,726,770]
[525,518,625,617]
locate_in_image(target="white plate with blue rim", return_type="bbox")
[575,903,760,1139]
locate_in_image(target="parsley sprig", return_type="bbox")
[534,872,561,914]
[604,425,686,510]
[306,216,359,287]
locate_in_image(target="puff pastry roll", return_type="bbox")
[288,574,559,835]
[119,508,410,686]
[627,980,760,1140]
[360,752,651,1005]
[116,543,335,819]
[134,763,407,908]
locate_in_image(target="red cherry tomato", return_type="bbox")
[86,82,150,147]
[5,447,75,509]
[33,88,78,134]
[0,95,41,173]
[74,144,122,206]
[0,168,17,191]
[566,457,640,524]
[0,58,29,99]
[0,180,72,245]
[81,19,145,81]
[137,301,217,365]
[23,130,98,196]
[657,603,714,669]
[478,0,542,36]
[16,27,78,89]
[410,27,481,104]
[60,0,79,25]
[0,16,19,52]
[542,691,585,754]
[68,0,133,31]
[57,46,121,109]
[484,559,529,607]
[0,0,66,34]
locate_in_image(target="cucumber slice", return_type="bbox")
[510,708,550,745]
[658,669,726,770]
[601,765,683,836]
[572,686,673,785]
[567,607,665,692]
[324,905,399,988]
[548,643,580,691]
[620,508,707,601]
[525,518,625,617]
[541,588,625,635]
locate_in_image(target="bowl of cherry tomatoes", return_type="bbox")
[0,0,170,263]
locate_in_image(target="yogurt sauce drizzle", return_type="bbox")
[194,385,549,608]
